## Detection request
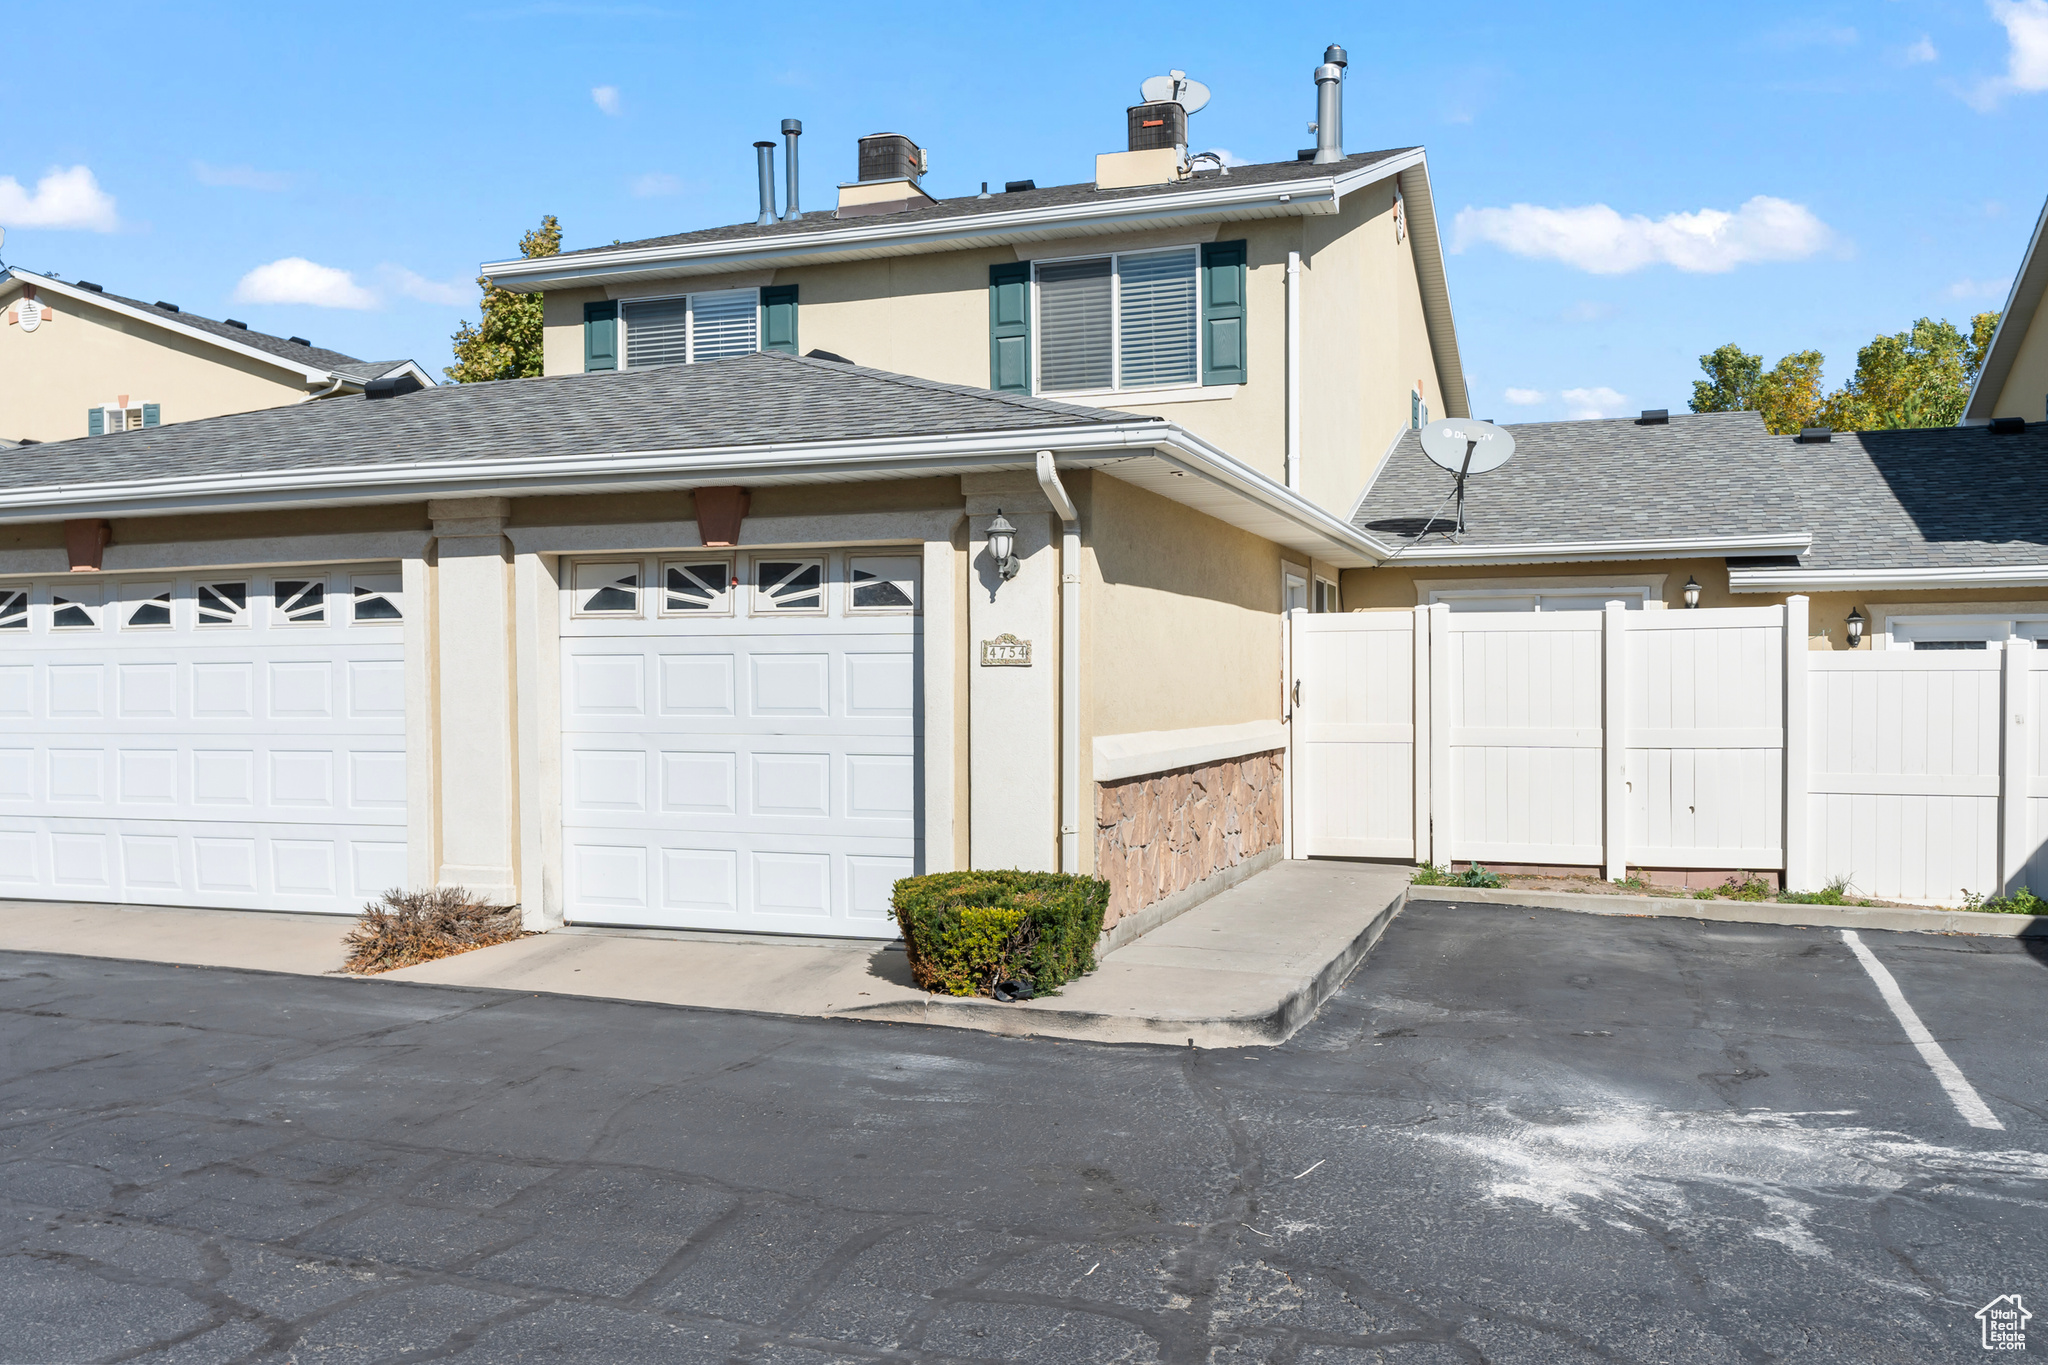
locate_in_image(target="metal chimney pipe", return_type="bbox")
[1312,44,1348,165]
[780,119,802,221]
[753,141,777,225]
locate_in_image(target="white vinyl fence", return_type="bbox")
[1292,599,2044,905]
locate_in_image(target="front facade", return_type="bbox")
[0,268,429,444]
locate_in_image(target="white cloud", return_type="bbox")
[233,257,378,310]
[1947,274,2013,299]
[379,264,470,306]
[592,84,621,115]
[193,160,290,191]
[1561,386,1627,419]
[1503,388,1546,405]
[630,171,682,197]
[1200,147,1250,167]
[1969,0,2048,108]
[0,165,118,232]
[1903,35,1939,64]
[1452,195,1836,274]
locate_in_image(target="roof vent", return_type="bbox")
[1989,416,2028,434]
[75,280,103,293]
[364,374,424,400]
[223,319,248,330]
[154,301,180,313]
[1797,426,1832,443]
[288,336,312,347]
[1004,179,1036,193]
[1637,408,1669,425]
[804,348,853,364]
[1296,149,1317,161]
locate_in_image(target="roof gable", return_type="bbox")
[1965,193,2048,421]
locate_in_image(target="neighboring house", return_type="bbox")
[0,268,431,443]
[1348,410,2048,649]
[1966,193,2048,424]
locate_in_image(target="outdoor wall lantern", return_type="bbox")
[1682,576,1701,609]
[987,510,1020,581]
[1846,608,1865,648]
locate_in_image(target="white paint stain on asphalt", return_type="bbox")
[1840,929,2004,1130]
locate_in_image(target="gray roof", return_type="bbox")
[1354,411,2048,569]
[554,150,1418,259]
[11,351,1151,493]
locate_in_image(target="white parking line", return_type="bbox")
[1841,930,2004,1130]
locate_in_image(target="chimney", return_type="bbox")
[754,141,778,225]
[1311,44,1348,165]
[836,133,937,218]
[781,119,803,221]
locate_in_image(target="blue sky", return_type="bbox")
[3,1,2044,422]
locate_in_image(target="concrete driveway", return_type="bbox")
[2,901,2043,1362]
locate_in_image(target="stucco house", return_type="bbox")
[1966,193,2048,425]
[0,267,431,443]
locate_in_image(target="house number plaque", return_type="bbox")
[979,633,1032,666]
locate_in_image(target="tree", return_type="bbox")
[446,215,560,384]
[1756,350,1825,435]
[1690,343,1763,414]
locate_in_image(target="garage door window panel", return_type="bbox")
[197,583,248,628]
[124,584,174,630]
[52,589,101,631]
[574,562,643,616]
[849,557,917,612]
[274,580,326,625]
[753,559,824,615]
[349,575,403,623]
[661,561,732,616]
[0,591,28,630]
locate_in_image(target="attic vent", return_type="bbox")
[154,301,180,313]
[1989,416,2028,434]
[364,374,423,400]
[1637,408,1669,425]
[1004,179,1036,193]
[223,319,248,330]
[289,336,312,347]
[1797,427,1832,443]
[1296,149,1317,161]
[76,280,104,293]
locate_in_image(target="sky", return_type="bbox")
[2,1,2044,424]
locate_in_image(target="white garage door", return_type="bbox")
[0,567,407,915]
[560,551,921,936]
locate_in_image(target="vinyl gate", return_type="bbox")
[1294,599,2047,905]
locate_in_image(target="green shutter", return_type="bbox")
[989,262,1031,393]
[1200,240,1248,386]
[87,408,104,437]
[761,284,799,354]
[584,300,618,372]
[141,403,161,428]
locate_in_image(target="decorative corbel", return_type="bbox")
[695,486,751,547]
[64,519,111,571]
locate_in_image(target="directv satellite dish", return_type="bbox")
[1417,418,1516,535]
[1139,69,1211,114]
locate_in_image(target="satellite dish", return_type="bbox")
[1420,418,1515,474]
[1139,70,1211,114]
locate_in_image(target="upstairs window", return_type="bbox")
[1035,248,1198,395]
[622,289,759,369]
[88,402,159,436]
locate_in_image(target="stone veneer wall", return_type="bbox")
[1093,750,1284,927]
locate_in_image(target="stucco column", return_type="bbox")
[962,473,1058,871]
[428,497,520,904]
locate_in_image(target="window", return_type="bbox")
[1411,389,1428,430]
[753,559,824,613]
[90,402,158,435]
[197,582,248,627]
[1035,248,1198,394]
[660,561,732,615]
[350,574,403,622]
[1314,577,1339,614]
[622,289,759,369]
[124,584,173,629]
[849,557,917,611]
[0,591,24,630]
[51,589,100,630]
[1427,586,1653,612]
[1883,615,2048,650]
[274,579,326,624]
[573,562,641,615]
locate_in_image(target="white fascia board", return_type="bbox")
[5,270,336,386]
[1382,160,1469,419]
[1728,563,2048,593]
[1964,193,2048,421]
[1135,427,1394,566]
[1386,532,1813,567]
[479,174,1364,293]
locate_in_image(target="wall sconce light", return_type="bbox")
[1846,608,1864,648]
[987,510,1020,581]
[1682,576,1701,609]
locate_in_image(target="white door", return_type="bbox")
[559,550,922,936]
[0,568,408,914]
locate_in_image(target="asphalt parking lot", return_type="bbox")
[2,900,2043,1363]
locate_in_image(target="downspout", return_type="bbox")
[1285,250,1301,491]
[1036,450,1081,875]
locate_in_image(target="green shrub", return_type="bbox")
[1411,862,1502,888]
[1963,885,2048,915]
[1718,873,1773,902]
[890,871,1109,997]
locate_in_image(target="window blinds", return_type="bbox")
[622,297,689,369]
[1035,249,1199,393]
[1037,258,1113,392]
[1118,250,1197,389]
[620,289,760,369]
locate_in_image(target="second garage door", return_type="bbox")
[560,551,922,936]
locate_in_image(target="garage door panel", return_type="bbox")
[662,848,740,916]
[750,654,830,717]
[658,654,734,715]
[845,653,915,717]
[0,666,29,716]
[570,654,647,716]
[0,749,32,800]
[119,664,178,718]
[119,750,178,805]
[49,665,104,717]
[571,748,650,812]
[194,663,254,718]
[659,751,737,814]
[846,754,916,821]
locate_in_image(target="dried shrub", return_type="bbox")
[342,886,526,975]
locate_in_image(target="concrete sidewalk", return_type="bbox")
[0,860,1410,1047]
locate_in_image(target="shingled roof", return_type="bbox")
[10,351,1152,494]
[1353,411,2048,570]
